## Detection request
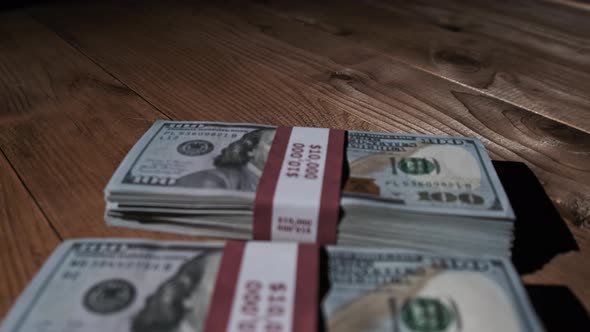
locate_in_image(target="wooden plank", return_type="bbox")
[252,0,590,133]
[0,11,204,241]
[31,1,590,226]
[0,152,60,317]
[28,2,381,132]
[450,0,590,44]
[226,10,590,310]
[544,0,590,12]
[29,0,589,309]
[0,0,588,316]
[212,2,590,228]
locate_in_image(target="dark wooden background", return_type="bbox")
[1,0,589,323]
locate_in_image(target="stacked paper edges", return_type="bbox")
[105,121,515,256]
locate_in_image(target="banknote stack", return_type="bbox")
[105,121,515,256]
[0,239,543,332]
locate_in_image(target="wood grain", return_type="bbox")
[0,11,208,241]
[0,0,584,317]
[216,1,590,227]
[29,0,590,310]
[253,0,590,133]
[544,0,590,12]
[30,1,590,226]
[0,152,60,317]
[29,1,590,208]
[29,2,381,132]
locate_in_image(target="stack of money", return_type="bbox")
[105,121,514,256]
[1,239,543,332]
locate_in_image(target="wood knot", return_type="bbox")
[326,70,366,94]
[563,198,590,229]
[437,23,463,32]
[432,48,482,73]
[521,113,590,148]
[329,71,354,81]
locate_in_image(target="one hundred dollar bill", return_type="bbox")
[106,121,513,220]
[1,239,542,332]
[323,247,543,331]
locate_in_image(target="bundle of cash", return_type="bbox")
[1,239,543,332]
[105,121,514,256]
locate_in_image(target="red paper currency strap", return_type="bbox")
[203,241,245,332]
[253,126,345,244]
[203,241,319,332]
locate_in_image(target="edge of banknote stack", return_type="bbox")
[104,121,515,256]
[0,239,544,332]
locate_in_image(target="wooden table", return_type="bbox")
[1,0,589,326]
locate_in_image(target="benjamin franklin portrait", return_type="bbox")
[131,250,222,332]
[175,128,276,191]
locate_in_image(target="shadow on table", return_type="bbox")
[493,161,578,274]
[526,284,590,331]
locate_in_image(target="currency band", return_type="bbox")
[253,127,345,244]
[203,241,319,332]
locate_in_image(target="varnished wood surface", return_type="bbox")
[0,152,60,316]
[0,0,588,320]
